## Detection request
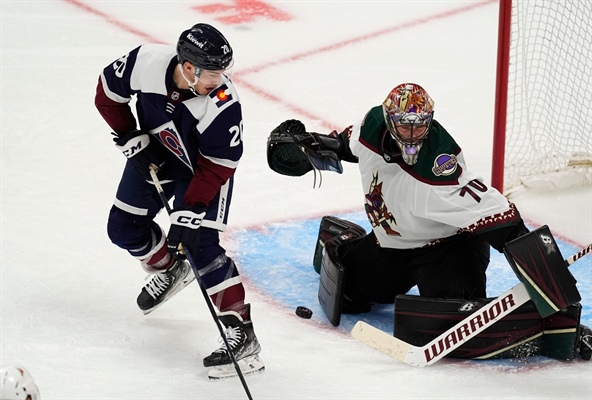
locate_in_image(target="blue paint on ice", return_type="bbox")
[234,211,591,338]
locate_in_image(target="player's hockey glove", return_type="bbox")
[113,130,166,181]
[167,205,207,255]
[267,119,357,177]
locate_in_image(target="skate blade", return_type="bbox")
[208,355,265,380]
[140,275,196,315]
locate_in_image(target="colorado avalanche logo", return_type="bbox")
[432,154,458,176]
[365,173,400,236]
[152,123,193,172]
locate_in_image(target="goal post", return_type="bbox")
[491,0,592,195]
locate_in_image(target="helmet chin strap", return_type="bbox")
[177,64,199,96]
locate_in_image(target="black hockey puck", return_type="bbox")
[295,306,313,319]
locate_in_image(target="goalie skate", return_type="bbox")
[208,355,265,380]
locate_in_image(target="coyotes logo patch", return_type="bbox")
[365,173,400,236]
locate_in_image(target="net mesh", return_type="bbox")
[504,0,592,192]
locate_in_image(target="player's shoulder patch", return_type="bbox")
[431,153,459,177]
[209,83,234,107]
[402,121,464,185]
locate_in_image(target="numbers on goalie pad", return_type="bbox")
[504,225,581,317]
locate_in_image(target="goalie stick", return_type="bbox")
[148,164,255,399]
[351,243,592,367]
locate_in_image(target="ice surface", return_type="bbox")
[1,1,590,399]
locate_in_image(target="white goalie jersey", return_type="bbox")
[348,106,522,250]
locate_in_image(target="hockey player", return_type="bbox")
[1,365,41,400]
[267,82,591,361]
[95,23,262,376]
[269,83,527,312]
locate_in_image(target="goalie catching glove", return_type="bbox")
[267,119,357,177]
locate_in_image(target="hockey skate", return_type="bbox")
[204,304,264,380]
[577,324,592,361]
[136,259,195,314]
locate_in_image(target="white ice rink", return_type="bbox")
[2,1,591,399]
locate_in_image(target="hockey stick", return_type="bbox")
[351,244,592,367]
[148,164,254,400]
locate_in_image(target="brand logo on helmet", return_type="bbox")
[222,44,231,55]
[432,154,458,176]
[187,33,205,48]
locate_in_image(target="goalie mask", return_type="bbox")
[382,83,434,165]
[0,365,40,400]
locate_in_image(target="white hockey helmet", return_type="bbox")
[0,365,40,400]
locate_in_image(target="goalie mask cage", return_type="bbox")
[491,0,592,195]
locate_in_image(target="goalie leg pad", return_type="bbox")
[313,216,367,274]
[317,220,366,326]
[504,225,581,317]
[541,302,582,360]
[393,295,583,360]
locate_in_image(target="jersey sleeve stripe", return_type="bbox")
[200,151,240,169]
[100,72,132,103]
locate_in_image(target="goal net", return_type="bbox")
[491,0,592,195]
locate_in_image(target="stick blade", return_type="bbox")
[351,321,424,367]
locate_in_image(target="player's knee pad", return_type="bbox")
[504,225,581,317]
[107,206,161,255]
[317,218,366,326]
[313,216,367,273]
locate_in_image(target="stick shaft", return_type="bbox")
[566,243,592,266]
[148,164,254,399]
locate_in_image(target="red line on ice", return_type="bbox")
[63,0,495,130]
